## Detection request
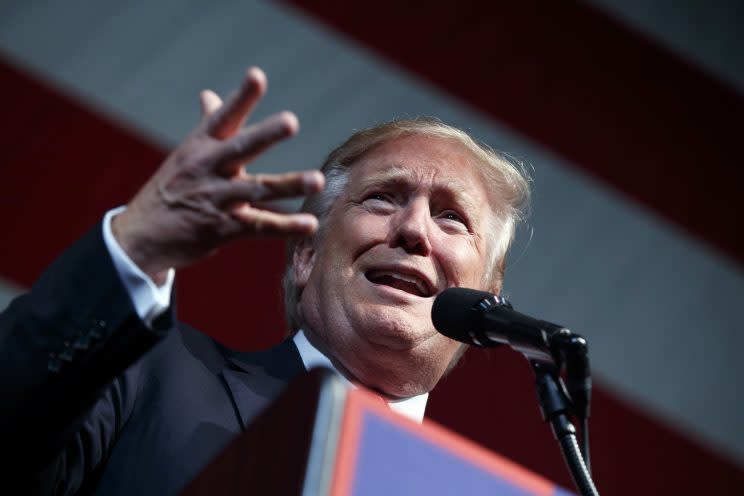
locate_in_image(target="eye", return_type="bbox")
[440,210,466,225]
[365,192,390,202]
[436,209,472,233]
[362,191,397,205]
[442,211,464,223]
[361,191,396,212]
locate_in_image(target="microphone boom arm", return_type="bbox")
[533,361,598,496]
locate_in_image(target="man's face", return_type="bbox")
[295,135,500,397]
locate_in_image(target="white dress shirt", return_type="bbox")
[102,207,174,326]
[102,209,428,423]
[292,329,428,422]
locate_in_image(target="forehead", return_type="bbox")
[347,135,490,197]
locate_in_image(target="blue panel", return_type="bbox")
[553,488,576,496]
[350,412,560,496]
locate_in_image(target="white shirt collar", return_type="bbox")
[292,329,429,423]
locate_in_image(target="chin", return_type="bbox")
[353,306,432,351]
[369,358,446,398]
[332,316,457,398]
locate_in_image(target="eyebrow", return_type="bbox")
[357,165,414,190]
[357,165,481,213]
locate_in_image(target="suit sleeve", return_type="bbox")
[0,222,171,492]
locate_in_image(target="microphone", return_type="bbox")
[432,287,591,419]
[431,288,570,365]
[432,287,567,365]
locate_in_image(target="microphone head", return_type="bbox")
[432,287,497,345]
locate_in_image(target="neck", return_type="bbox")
[292,329,430,423]
[300,326,438,399]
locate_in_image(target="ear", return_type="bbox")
[292,238,316,290]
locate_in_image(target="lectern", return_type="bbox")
[182,368,572,495]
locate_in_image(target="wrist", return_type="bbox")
[111,210,170,286]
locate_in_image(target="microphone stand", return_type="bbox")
[531,345,599,496]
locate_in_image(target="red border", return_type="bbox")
[330,390,364,495]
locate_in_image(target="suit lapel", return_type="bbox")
[219,339,306,429]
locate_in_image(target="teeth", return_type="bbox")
[372,270,428,296]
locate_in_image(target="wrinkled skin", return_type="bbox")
[112,68,503,400]
[295,135,502,398]
[113,67,324,284]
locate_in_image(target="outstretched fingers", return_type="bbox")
[212,170,324,206]
[231,206,319,237]
[212,111,299,175]
[205,67,267,139]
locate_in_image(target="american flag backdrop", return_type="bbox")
[1,1,743,494]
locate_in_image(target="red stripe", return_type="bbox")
[282,0,744,266]
[3,38,743,495]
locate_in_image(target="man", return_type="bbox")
[0,67,529,494]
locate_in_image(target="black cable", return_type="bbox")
[558,431,599,496]
[580,416,591,474]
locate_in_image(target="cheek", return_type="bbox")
[437,240,486,289]
[340,211,389,249]
[316,212,387,281]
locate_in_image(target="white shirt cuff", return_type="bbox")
[102,207,174,326]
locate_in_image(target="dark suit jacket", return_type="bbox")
[0,224,306,495]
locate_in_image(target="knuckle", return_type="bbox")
[229,136,244,158]
[248,126,275,148]
[171,138,217,171]
[247,182,269,202]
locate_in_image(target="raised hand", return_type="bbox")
[111,68,324,284]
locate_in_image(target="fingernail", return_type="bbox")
[280,111,299,135]
[303,171,324,193]
[247,66,266,82]
[298,215,318,229]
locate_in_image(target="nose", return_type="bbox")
[390,197,432,256]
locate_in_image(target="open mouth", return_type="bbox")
[365,269,433,298]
